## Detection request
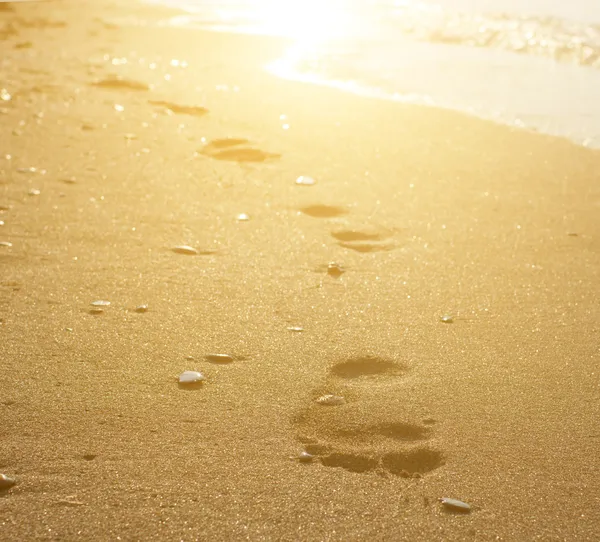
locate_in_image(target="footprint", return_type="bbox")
[92,76,150,91]
[300,205,348,218]
[199,138,280,163]
[149,100,208,117]
[331,228,396,252]
[294,356,444,477]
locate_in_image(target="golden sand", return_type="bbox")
[1,1,599,540]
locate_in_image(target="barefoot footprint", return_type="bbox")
[330,228,396,252]
[294,356,444,477]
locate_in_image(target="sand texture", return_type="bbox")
[1,1,600,540]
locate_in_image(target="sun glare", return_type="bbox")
[252,0,357,42]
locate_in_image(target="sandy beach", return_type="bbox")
[1,0,600,540]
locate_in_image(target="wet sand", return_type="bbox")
[1,1,600,540]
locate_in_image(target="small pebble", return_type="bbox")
[440,315,453,324]
[327,262,344,277]
[298,451,314,463]
[295,176,316,186]
[178,371,205,385]
[0,221,4,226]
[89,308,104,315]
[91,300,110,307]
[287,326,304,332]
[28,188,41,196]
[172,245,198,255]
[316,394,345,406]
[135,305,148,313]
[205,353,234,364]
[0,241,12,247]
[65,327,73,332]
[0,474,16,490]
[236,213,250,221]
[440,497,471,513]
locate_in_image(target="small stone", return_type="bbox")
[327,262,344,277]
[440,315,453,324]
[205,353,234,364]
[65,327,73,332]
[89,308,104,315]
[61,177,77,184]
[178,371,205,385]
[440,497,471,513]
[236,213,250,221]
[0,89,11,102]
[0,474,16,490]
[287,326,304,332]
[0,221,4,226]
[28,188,41,196]
[91,300,110,307]
[0,241,12,247]
[295,176,316,186]
[298,451,314,463]
[172,245,198,255]
[135,305,148,313]
[316,394,345,406]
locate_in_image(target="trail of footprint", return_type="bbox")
[199,138,280,163]
[331,229,396,252]
[294,356,444,477]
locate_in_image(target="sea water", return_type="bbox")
[142,0,600,147]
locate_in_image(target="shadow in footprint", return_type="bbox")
[92,76,149,91]
[374,422,430,441]
[300,205,348,218]
[321,453,379,474]
[330,357,405,379]
[149,100,208,117]
[381,449,445,475]
[331,231,384,242]
[200,138,280,163]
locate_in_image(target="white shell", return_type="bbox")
[236,213,250,221]
[316,394,345,406]
[298,451,314,463]
[295,176,316,186]
[440,315,453,323]
[91,300,110,307]
[287,326,304,332]
[172,245,198,255]
[205,353,234,364]
[0,241,12,247]
[440,498,471,512]
[178,371,205,384]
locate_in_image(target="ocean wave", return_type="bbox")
[388,4,600,69]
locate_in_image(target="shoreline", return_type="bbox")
[1,1,599,540]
